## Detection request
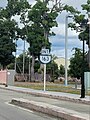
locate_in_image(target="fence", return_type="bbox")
[15,73,51,82]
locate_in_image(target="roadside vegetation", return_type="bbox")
[15,82,90,96]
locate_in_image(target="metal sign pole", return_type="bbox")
[44,64,46,91]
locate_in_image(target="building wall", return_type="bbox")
[7,70,15,86]
[0,69,15,85]
[54,57,70,69]
[0,70,7,84]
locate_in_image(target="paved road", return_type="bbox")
[0,87,90,115]
[0,89,61,120]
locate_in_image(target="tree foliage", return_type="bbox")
[47,61,59,82]
[20,0,62,79]
[27,0,60,57]
[0,10,17,69]
[68,0,90,46]
[67,0,90,68]
[59,64,65,77]
[15,53,29,73]
[68,48,89,79]
[0,0,31,69]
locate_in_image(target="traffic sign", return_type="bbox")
[39,48,51,91]
[40,49,49,55]
[39,55,51,64]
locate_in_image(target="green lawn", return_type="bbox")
[14,82,90,96]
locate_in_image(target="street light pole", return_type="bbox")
[23,39,25,77]
[88,20,90,69]
[79,18,89,98]
[65,14,73,86]
[65,15,68,86]
[87,14,90,68]
[77,22,86,98]
[28,46,31,82]
[80,15,90,98]
[15,39,17,74]
[80,38,85,98]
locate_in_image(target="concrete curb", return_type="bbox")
[11,98,89,120]
[0,86,90,105]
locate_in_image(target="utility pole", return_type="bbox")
[29,53,31,82]
[65,14,73,86]
[15,40,17,74]
[23,39,25,77]
[79,19,88,98]
[24,23,31,82]
[88,13,90,68]
[80,38,85,98]
[65,15,68,86]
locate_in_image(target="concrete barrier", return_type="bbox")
[11,98,89,120]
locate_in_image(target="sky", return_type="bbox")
[0,0,88,59]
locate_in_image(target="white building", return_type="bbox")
[54,57,70,69]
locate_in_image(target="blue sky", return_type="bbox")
[0,0,88,58]
[49,0,88,58]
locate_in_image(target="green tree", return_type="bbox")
[59,64,65,77]
[6,0,30,17]
[24,0,61,80]
[68,0,90,67]
[47,61,59,82]
[68,48,89,79]
[46,55,59,82]
[0,0,30,69]
[7,62,14,70]
[15,53,29,74]
[8,53,40,74]
[0,10,17,69]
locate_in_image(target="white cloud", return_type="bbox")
[0,0,7,7]
[51,23,65,36]
[50,37,82,58]
[61,0,87,10]
[52,23,78,37]
[51,48,74,59]
[27,0,36,6]
[16,39,29,56]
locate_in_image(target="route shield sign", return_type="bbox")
[40,55,51,64]
[39,48,51,64]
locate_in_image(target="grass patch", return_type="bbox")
[14,82,90,96]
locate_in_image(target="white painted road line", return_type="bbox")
[5,101,34,113]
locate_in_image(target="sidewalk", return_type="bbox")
[0,85,90,120]
[0,85,89,104]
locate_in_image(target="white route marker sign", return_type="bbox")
[40,49,51,64]
[39,49,51,91]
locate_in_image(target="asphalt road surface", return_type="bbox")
[0,89,61,120]
[0,87,90,120]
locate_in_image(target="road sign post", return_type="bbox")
[39,49,51,91]
[44,64,46,91]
